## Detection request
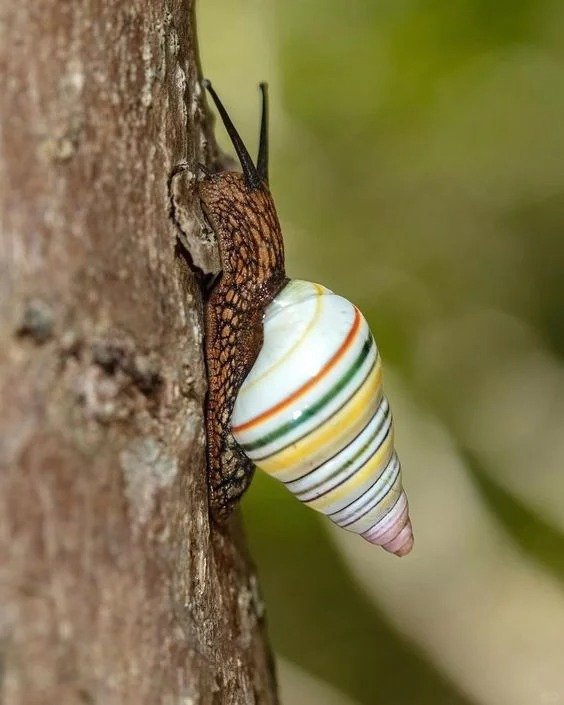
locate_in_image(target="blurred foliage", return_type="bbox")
[244,471,476,705]
[200,1,564,703]
[463,448,564,583]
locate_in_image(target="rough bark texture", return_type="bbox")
[0,1,277,703]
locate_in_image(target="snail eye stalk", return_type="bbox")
[202,79,262,190]
[257,82,268,184]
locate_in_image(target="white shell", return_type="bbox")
[231,280,413,556]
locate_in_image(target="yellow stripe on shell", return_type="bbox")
[343,471,403,533]
[258,358,383,481]
[304,423,395,512]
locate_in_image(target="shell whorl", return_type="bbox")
[231,280,413,556]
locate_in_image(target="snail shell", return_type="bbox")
[231,280,413,556]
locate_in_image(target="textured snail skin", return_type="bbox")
[199,172,287,520]
[230,280,413,556]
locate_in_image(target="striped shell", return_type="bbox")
[231,280,413,556]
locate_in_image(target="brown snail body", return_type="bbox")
[199,170,286,518]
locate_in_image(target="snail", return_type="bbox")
[197,80,413,556]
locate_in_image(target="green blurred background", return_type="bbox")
[199,2,564,704]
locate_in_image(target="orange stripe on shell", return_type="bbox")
[232,307,363,434]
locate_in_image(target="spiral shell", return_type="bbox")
[231,280,413,556]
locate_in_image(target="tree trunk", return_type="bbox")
[0,1,278,703]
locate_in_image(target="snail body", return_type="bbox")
[197,81,413,555]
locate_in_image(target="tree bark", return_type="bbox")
[0,1,277,703]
